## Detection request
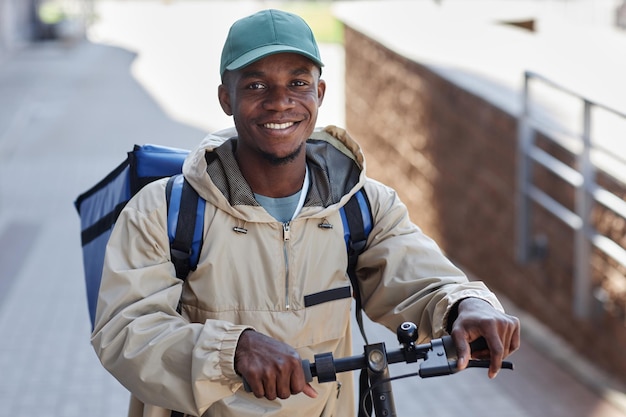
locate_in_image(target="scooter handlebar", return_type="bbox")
[243,324,513,391]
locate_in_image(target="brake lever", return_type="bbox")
[467,338,514,370]
[419,336,514,378]
[465,359,514,370]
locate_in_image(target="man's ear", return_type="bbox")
[317,78,326,107]
[218,84,233,116]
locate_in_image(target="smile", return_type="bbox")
[263,122,295,130]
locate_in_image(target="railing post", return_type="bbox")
[516,72,533,263]
[573,100,594,318]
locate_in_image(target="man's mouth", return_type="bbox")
[263,121,295,130]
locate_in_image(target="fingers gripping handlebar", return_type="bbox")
[243,322,513,392]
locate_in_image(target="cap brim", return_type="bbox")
[224,44,324,73]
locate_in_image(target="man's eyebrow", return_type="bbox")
[291,67,313,76]
[240,70,264,80]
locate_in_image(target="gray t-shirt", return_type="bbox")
[254,191,302,223]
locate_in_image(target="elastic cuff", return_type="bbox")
[445,299,463,334]
[219,325,255,381]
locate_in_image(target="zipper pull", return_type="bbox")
[283,222,291,241]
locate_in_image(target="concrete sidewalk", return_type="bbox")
[0,2,624,416]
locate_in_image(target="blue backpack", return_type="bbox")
[74,144,372,331]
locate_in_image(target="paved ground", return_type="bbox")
[0,1,625,416]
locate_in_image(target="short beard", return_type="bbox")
[260,142,304,166]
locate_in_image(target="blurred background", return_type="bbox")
[1,1,626,416]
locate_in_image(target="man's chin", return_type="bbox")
[261,143,304,166]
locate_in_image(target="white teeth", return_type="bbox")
[264,122,294,130]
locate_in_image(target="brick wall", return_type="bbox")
[343,25,626,384]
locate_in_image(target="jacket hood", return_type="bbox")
[182,125,367,222]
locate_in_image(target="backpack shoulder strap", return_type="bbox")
[340,188,374,417]
[339,188,373,343]
[166,174,205,280]
[166,175,205,417]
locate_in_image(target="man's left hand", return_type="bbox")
[450,297,521,378]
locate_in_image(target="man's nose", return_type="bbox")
[263,87,295,111]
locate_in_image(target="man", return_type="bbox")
[92,9,520,417]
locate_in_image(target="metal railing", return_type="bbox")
[517,70,626,319]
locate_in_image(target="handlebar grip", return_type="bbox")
[443,336,488,357]
[302,359,313,383]
[242,360,313,393]
[469,337,488,352]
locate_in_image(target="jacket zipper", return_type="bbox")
[283,222,291,310]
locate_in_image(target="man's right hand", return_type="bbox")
[235,329,318,400]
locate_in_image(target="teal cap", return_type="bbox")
[220,9,324,78]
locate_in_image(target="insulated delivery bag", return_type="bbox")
[74,144,204,329]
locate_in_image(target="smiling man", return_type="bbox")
[91,9,520,417]
[218,52,325,197]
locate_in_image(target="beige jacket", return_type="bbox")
[91,126,503,417]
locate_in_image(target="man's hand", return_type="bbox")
[450,298,521,379]
[235,330,318,400]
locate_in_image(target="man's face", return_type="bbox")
[218,53,326,166]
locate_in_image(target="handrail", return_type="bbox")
[524,70,626,119]
[517,70,626,319]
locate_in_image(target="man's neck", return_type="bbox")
[237,154,307,198]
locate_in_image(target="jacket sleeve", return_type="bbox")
[358,179,503,342]
[90,180,250,416]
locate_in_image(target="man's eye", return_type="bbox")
[247,82,265,90]
[292,80,307,87]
